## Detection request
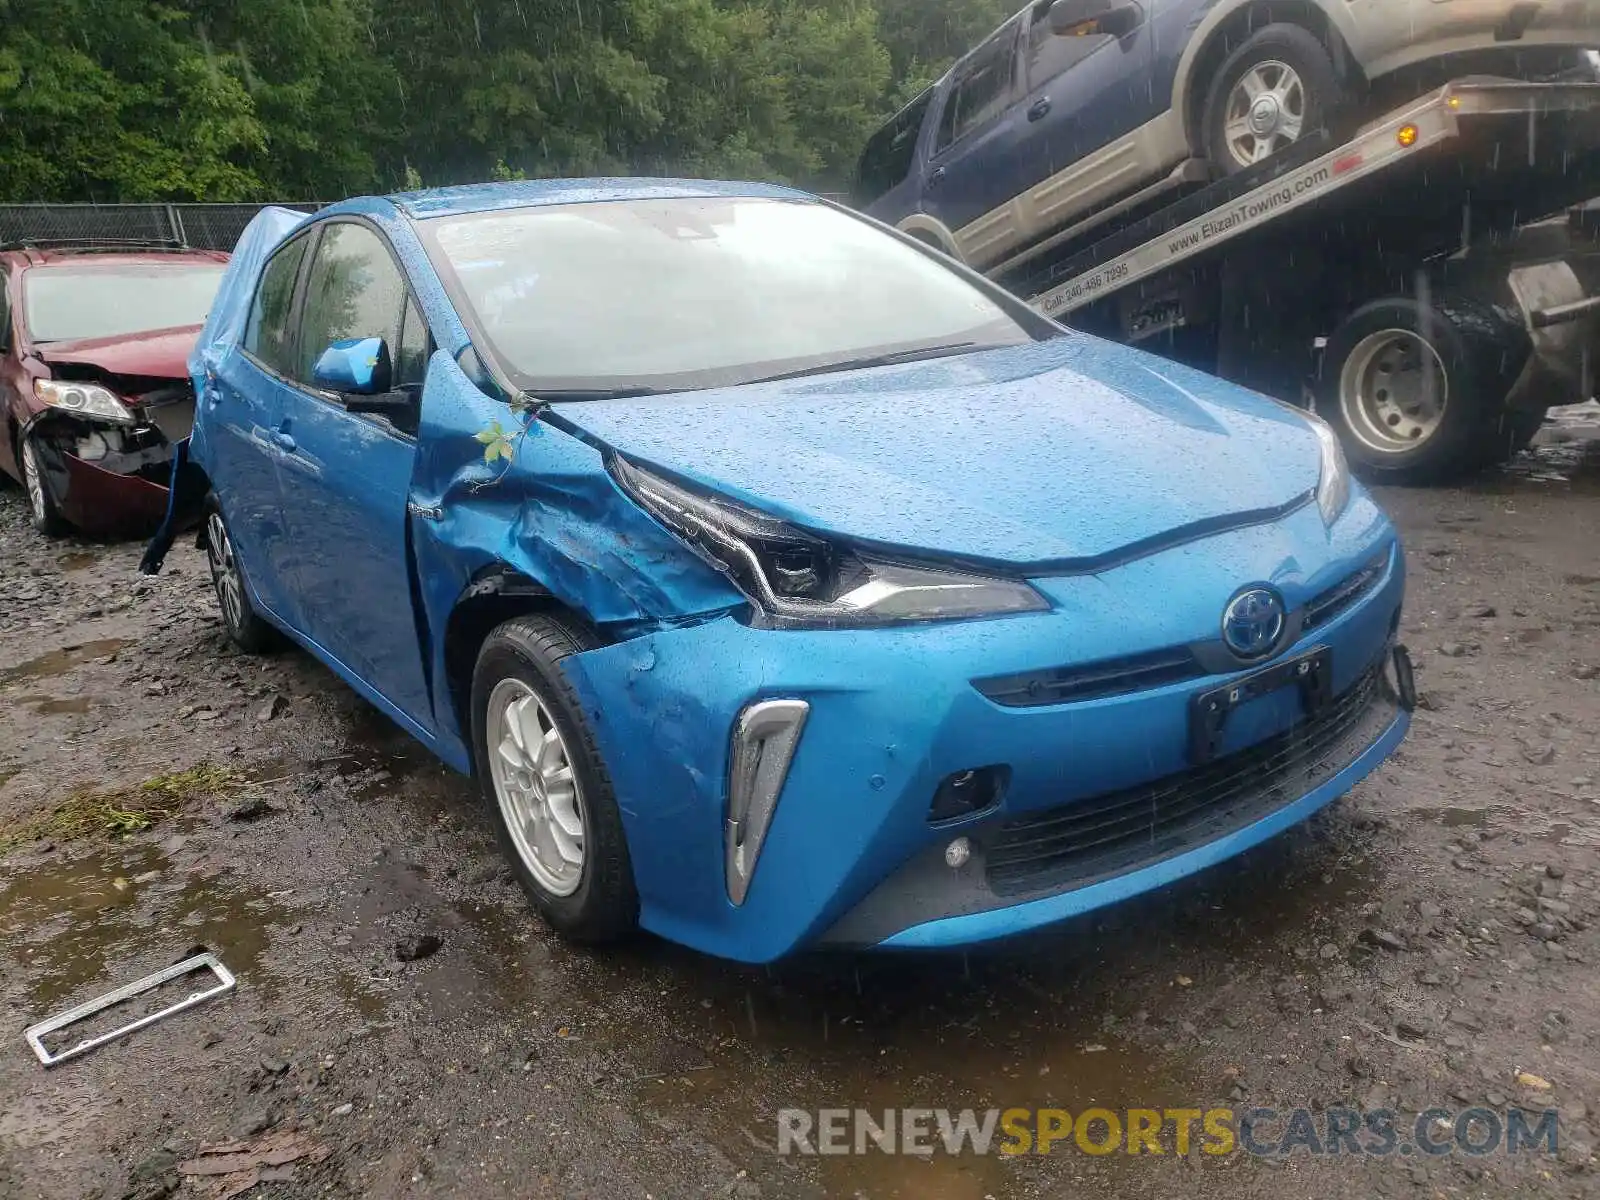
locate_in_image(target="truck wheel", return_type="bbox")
[1316,295,1525,484]
[1202,24,1343,174]
[471,613,638,944]
[20,435,68,537]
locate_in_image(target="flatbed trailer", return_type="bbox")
[993,80,1600,482]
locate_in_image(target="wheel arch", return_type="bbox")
[895,213,963,259]
[1173,0,1362,153]
[442,563,608,749]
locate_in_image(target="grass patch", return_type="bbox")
[0,762,249,855]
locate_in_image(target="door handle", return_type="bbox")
[270,431,296,453]
[1028,97,1052,121]
[928,165,946,185]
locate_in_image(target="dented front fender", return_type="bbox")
[410,350,745,751]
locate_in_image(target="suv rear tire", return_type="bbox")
[1202,24,1344,175]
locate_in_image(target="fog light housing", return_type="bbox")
[928,765,1009,823]
[944,837,972,869]
[725,699,809,905]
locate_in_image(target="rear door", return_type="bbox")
[272,218,435,727]
[207,230,313,621]
[919,18,1028,239]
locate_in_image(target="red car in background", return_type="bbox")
[0,244,227,536]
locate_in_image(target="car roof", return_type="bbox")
[384,177,814,221]
[1,245,229,270]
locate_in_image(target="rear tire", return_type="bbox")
[1316,294,1527,484]
[1202,24,1344,175]
[203,495,280,653]
[471,613,638,944]
[20,435,68,537]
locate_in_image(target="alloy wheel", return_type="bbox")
[486,677,587,897]
[21,439,48,525]
[205,511,246,631]
[1223,59,1306,167]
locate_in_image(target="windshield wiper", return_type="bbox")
[742,341,991,386]
[523,386,665,404]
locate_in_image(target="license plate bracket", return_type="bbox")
[1188,646,1332,764]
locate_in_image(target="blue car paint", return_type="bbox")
[169,185,1408,964]
[546,337,1322,568]
[557,501,1403,961]
[880,707,1408,949]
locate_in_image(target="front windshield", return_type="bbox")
[422,196,1036,393]
[24,263,226,343]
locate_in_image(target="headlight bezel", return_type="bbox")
[611,457,1050,629]
[34,378,137,425]
[1307,412,1352,525]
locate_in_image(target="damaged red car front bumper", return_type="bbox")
[25,411,184,536]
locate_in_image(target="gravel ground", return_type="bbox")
[0,409,1597,1200]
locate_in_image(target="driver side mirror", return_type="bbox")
[1048,0,1142,39]
[312,336,420,433]
[313,336,392,396]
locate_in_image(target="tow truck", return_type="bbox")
[984,79,1600,482]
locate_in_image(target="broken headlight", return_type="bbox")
[35,379,136,424]
[612,458,1049,628]
[1306,412,1351,525]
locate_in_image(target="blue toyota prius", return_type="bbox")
[149,179,1413,964]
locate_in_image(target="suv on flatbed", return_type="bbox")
[857,0,1600,274]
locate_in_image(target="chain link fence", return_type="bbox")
[0,202,320,253]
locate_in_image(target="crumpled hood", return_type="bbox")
[36,326,199,381]
[550,337,1325,568]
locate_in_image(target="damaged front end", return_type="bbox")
[26,376,195,536]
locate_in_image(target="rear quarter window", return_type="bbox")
[854,88,935,208]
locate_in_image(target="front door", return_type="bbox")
[1015,0,1158,234]
[272,219,436,728]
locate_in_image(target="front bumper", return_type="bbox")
[561,494,1407,964]
[25,412,176,535]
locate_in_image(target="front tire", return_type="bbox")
[471,614,638,943]
[1202,24,1343,174]
[20,435,68,537]
[203,496,280,653]
[1316,295,1527,484]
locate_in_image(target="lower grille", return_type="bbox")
[985,659,1394,896]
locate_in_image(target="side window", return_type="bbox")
[244,234,311,375]
[395,296,431,388]
[0,268,11,351]
[294,222,410,384]
[855,88,935,207]
[1024,0,1106,89]
[934,23,1020,154]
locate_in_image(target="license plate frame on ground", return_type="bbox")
[23,952,236,1067]
[1188,645,1333,764]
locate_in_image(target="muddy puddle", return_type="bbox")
[13,694,95,715]
[0,639,133,688]
[0,838,294,1012]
